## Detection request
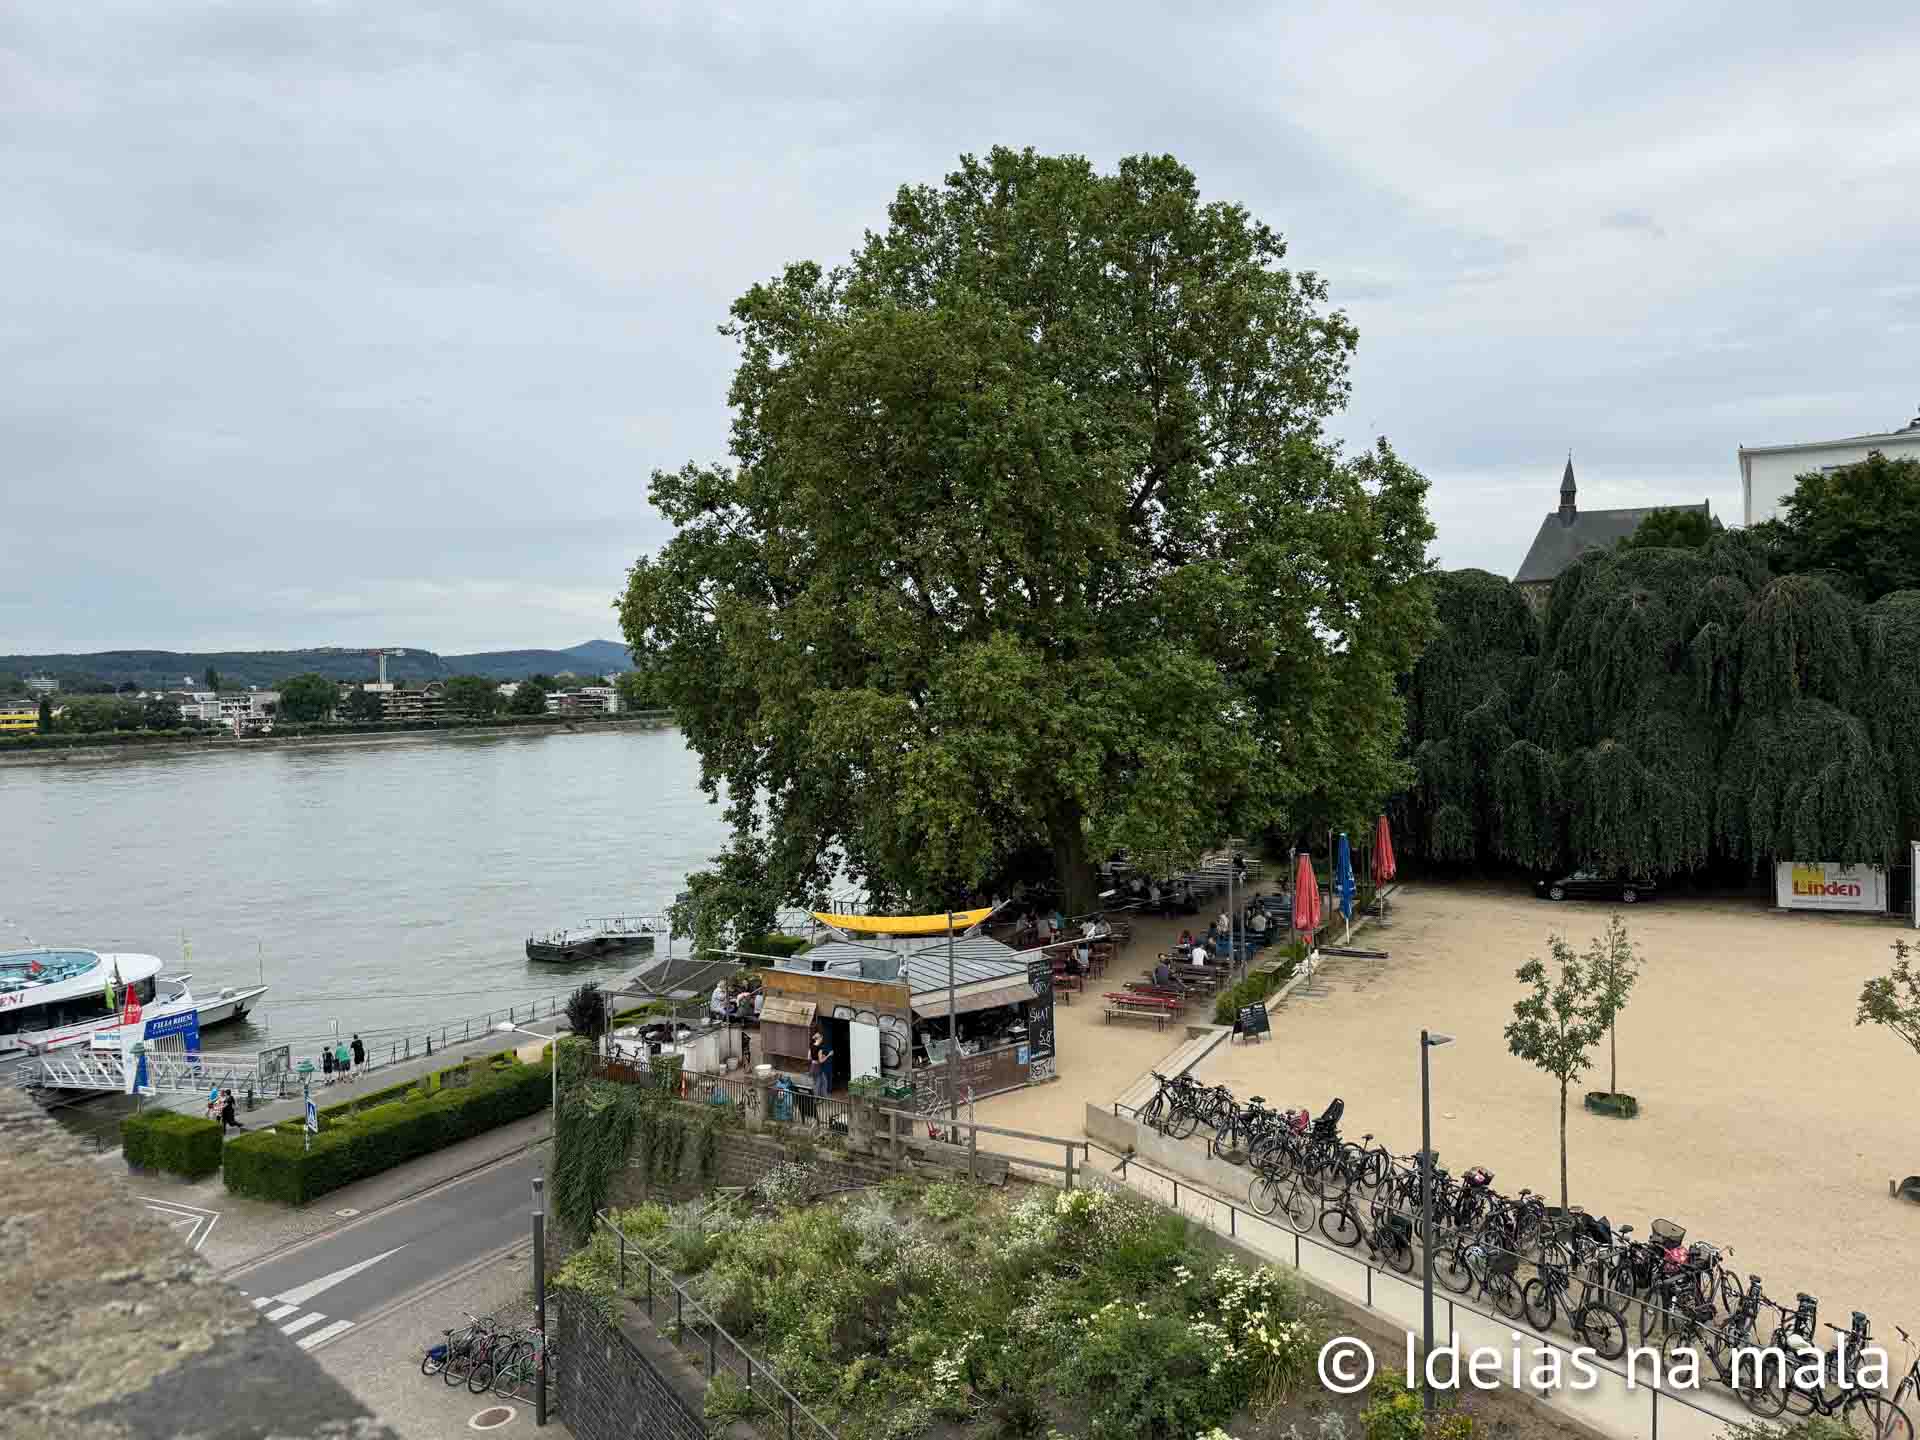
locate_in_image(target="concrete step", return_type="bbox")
[1113,1024,1231,1113]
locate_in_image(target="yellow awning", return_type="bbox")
[811,908,994,937]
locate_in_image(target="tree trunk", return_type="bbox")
[1610,1019,1617,1098]
[1046,802,1098,916]
[1558,1078,1569,1211]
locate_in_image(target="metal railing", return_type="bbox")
[593,1210,839,1440]
[1089,1140,1782,1440]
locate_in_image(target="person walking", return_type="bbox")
[350,1033,366,1069]
[334,1037,352,1082]
[219,1089,242,1132]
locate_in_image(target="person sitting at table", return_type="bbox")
[1249,908,1269,938]
[1190,938,1210,967]
[1072,941,1090,976]
[1153,957,1181,990]
[1177,928,1195,951]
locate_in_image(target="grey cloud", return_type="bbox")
[3,1,1917,652]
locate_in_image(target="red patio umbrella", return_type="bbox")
[1374,814,1397,883]
[1292,853,1321,934]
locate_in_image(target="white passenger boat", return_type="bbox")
[0,948,268,1060]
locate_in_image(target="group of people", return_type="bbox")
[204,1086,243,1131]
[709,978,765,1024]
[318,1033,366,1084]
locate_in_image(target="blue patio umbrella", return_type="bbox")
[1335,832,1356,924]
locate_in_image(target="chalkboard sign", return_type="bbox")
[1025,957,1056,1059]
[1236,1001,1271,1041]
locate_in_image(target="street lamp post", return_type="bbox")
[496,1021,559,1138]
[945,910,958,1123]
[1419,1029,1454,1417]
[499,1024,559,1427]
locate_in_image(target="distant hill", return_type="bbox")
[440,639,633,681]
[0,640,634,691]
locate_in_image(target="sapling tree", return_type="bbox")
[1505,934,1609,1210]
[1588,914,1644,1101]
[1856,939,1920,1057]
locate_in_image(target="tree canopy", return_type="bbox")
[621,147,1434,935]
[1404,525,1912,877]
[276,672,338,723]
[1763,451,1920,601]
[443,674,501,719]
[1621,507,1716,551]
[507,678,550,716]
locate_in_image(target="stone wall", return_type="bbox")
[555,1291,724,1440]
[609,1123,896,1208]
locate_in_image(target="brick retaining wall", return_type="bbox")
[555,1291,724,1440]
[609,1122,897,1208]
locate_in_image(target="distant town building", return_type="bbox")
[379,683,446,722]
[1512,457,1711,614]
[165,691,222,724]
[1738,407,1920,525]
[24,674,57,696]
[217,690,279,732]
[546,686,619,715]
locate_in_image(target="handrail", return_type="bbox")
[1085,1138,1760,1436]
[592,1209,839,1440]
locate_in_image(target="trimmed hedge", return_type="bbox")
[223,1055,551,1204]
[738,933,811,960]
[122,1110,224,1179]
[1212,946,1305,1026]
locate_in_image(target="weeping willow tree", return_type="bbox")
[1409,525,1905,881]
[1399,569,1537,864]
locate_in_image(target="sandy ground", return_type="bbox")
[974,906,1241,1169]
[1181,883,1920,1348]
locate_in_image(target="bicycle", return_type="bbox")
[1752,1309,1912,1437]
[1318,1185,1415,1274]
[1520,1257,1629,1360]
[1434,1233,1527,1322]
[1248,1161,1317,1232]
[1888,1326,1919,1436]
[440,1313,499,1387]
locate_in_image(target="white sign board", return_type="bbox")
[1774,860,1887,913]
[849,1020,881,1082]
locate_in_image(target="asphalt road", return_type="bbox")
[222,1147,547,1354]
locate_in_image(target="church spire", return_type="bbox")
[1559,452,1577,519]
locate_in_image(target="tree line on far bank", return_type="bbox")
[1400,450,1920,882]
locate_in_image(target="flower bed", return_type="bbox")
[558,1172,1497,1440]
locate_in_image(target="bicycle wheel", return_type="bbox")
[1140,1096,1165,1133]
[1843,1393,1915,1440]
[1435,1245,1474,1295]
[421,1341,447,1378]
[1383,1231,1415,1275]
[1575,1303,1628,1362]
[468,1354,497,1395]
[1249,1172,1282,1218]
[1319,1203,1360,1248]
[1488,1272,1528,1322]
[1718,1268,1745,1316]
[1360,1148,1391,1191]
[1169,1105,1201,1141]
[491,1341,532,1399]
[1521,1278,1559,1332]
[443,1342,473,1387]
[1283,1183,1317,1233]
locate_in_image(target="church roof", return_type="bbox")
[1514,502,1711,585]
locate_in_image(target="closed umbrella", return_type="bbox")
[1374,814,1396,882]
[1292,853,1320,937]
[1335,832,1355,938]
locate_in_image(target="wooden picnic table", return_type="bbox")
[1103,992,1174,1029]
[1123,981,1188,1003]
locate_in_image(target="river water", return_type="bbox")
[1,728,732,1135]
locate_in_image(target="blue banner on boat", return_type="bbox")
[144,1008,202,1053]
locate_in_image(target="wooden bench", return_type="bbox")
[1103,995,1171,1029]
[1125,981,1187,1002]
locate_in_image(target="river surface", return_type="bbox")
[1,728,732,1135]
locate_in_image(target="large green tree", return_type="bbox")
[1621,506,1716,551]
[620,148,1435,934]
[276,672,338,723]
[1763,451,1920,601]
[507,678,550,716]
[443,674,501,719]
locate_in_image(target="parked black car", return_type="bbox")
[1534,871,1656,904]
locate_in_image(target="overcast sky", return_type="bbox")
[5,2,1917,655]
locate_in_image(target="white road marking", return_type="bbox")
[297,1319,355,1350]
[270,1245,407,1308]
[265,1303,299,1321]
[138,1197,221,1252]
[280,1311,326,1336]
[251,1297,272,1309]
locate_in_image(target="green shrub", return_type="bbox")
[738,933,810,960]
[122,1110,224,1179]
[223,1055,550,1204]
[1212,953,1301,1026]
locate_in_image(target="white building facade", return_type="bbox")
[1739,413,1920,525]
